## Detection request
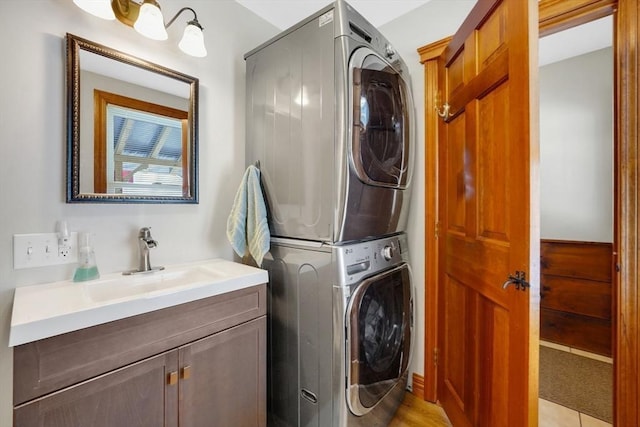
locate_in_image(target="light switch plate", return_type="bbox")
[13,232,78,269]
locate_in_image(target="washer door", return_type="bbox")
[350,48,412,190]
[346,264,412,416]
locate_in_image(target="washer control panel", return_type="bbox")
[336,233,408,286]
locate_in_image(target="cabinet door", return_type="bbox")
[15,351,178,427]
[179,316,266,427]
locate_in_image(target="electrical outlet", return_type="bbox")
[58,245,71,258]
[13,232,78,269]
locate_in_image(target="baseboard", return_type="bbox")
[412,373,425,400]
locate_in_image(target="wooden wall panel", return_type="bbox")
[541,308,611,356]
[540,240,612,356]
[541,275,612,319]
[540,240,612,282]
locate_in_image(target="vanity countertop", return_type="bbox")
[9,258,268,347]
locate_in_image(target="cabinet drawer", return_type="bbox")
[14,284,266,405]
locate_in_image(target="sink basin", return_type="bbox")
[9,258,268,347]
[84,265,228,303]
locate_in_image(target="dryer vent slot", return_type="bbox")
[349,22,372,43]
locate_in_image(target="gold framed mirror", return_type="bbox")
[66,33,199,203]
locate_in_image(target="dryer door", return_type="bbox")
[350,48,412,190]
[346,263,412,416]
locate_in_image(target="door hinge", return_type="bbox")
[435,222,440,239]
[433,348,439,366]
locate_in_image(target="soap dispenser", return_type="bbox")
[73,232,100,282]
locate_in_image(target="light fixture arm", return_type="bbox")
[165,7,203,30]
[112,2,203,30]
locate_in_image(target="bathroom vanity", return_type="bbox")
[10,259,267,427]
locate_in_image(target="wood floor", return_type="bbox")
[389,392,452,427]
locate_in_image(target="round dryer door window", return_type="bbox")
[346,264,412,415]
[350,48,412,189]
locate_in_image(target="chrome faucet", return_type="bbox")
[123,227,164,275]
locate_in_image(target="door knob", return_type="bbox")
[502,271,530,291]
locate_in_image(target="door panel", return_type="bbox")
[179,318,266,427]
[14,351,178,427]
[477,85,509,241]
[477,5,505,66]
[443,277,468,409]
[480,299,509,426]
[446,114,466,233]
[437,0,539,426]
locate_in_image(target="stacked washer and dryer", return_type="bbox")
[244,2,415,426]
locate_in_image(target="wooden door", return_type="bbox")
[14,351,179,427]
[436,0,539,426]
[179,317,266,427]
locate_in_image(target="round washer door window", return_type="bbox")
[347,264,412,415]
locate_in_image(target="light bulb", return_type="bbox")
[73,0,116,20]
[134,2,168,41]
[178,23,207,57]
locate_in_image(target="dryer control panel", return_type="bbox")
[336,233,408,287]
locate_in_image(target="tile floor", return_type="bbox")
[539,341,613,427]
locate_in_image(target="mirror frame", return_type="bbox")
[66,33,199,203]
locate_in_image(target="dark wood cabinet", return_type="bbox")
[13,285,266,427]
[179,318,266,427]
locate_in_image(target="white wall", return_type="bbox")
[0,0,277,422]
[381,0,476,386]
[540,48,614,243]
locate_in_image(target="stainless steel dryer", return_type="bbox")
[263,233,413,427]
[245,0,414,243]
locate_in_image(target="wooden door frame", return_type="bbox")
[419,0,639,424]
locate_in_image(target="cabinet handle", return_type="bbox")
[181,365,192,380]
[167,371,178,385]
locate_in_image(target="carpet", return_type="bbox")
[539,346,612,423]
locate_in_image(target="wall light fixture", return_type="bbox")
[73,0,207,57]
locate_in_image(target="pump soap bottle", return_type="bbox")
[73,232,100,282]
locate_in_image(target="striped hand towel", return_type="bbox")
[226,165,270,266]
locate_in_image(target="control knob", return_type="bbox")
[382,245,394,261]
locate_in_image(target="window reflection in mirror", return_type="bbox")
[93,90,189,196]
[66,33,198,203]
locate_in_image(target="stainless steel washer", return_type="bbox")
[263,233,413,427]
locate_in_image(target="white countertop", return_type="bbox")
[9,259,268,347]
